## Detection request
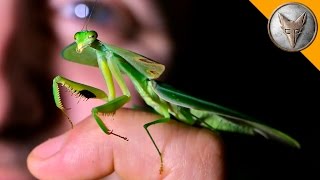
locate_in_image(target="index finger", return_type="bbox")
[27,108,224,180]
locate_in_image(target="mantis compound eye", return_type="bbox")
[74,32,80,40]
[88,31,98,39]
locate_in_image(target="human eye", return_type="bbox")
[60,1,116,26]
[51,0,139,43]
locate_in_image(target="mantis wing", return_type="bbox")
[62,42,165,79]
[61,42,98,67]
[106,44,165,79]
[151,81,249,118]
[152,81,300,148]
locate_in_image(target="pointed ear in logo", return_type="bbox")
[278,13,289,27]
[295,12,307,26]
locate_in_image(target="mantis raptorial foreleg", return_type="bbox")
[53,75,129,140]
[53,75,108,128]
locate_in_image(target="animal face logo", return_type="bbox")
[278,12,307,48]
[268,2,317,52]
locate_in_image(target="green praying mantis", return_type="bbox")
[52,30,300,173]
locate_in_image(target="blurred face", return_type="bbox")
[50,0,173,122]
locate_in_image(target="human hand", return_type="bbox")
[27,108,224,180]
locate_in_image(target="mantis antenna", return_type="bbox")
[81,0,98,30]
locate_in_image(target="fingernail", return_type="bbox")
[31,133,66,159]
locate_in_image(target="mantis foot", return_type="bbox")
[159,158,164,174]
[108,130,129,141]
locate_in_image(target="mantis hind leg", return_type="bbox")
[92,95,130,141]
[143,117,170,174]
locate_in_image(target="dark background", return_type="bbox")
[165,0,319,179]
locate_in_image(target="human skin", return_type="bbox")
[27,108,224,180]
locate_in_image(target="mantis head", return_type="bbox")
[74,30,98,53]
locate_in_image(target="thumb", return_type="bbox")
[27,108,224,180]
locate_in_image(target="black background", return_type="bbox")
[166,1,320,179]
